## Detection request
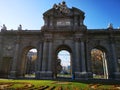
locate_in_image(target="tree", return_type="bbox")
[91,49,104,75]
[56,58,62,74]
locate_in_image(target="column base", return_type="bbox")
[0,71,9,78]
[75,72,93,80]
[36,71,53,79]
[114,72,120,80]
[9,71,17,79]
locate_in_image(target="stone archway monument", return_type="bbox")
[0,1,120,80]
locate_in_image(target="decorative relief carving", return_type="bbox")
[5,43,13,51]
[53,1,70,15]
[3,43,14,56]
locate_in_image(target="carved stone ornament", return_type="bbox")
[5,44,13,51]
[107,23,113,29]
[53,1,70,14]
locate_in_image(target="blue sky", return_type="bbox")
[58,50,70,67]
[0,0,120,30]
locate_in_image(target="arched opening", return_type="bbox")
[91,48,108,79]
[57,50,71,78]
[25,49,37,78]
[55,45,72,79]
[20,47,38,78]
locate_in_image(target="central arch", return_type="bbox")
[54,45,73,79]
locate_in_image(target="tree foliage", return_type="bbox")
[56,58,62,74]
[91,49,104,75]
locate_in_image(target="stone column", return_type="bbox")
[75,40,91,79]
[111,43,118,72]
[9,41,20,78]
[74,38,81,79]
[102,53,108,79]
[35,42,43,79]
[75,40,87,79]
[42,41,48,71]
[80,41,86,72]
[85,41,93,78]
[46,41,53,79]
[0,35,3,72]
[75,39,80,72]
[110,39,120,79]
[48,41,52,71]
[40,40,53,79]
[71,42,76,79]
[38,43,43,71]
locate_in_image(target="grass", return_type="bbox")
[10,83,24,89]
[0,79,119,89]
[0,79,87,89]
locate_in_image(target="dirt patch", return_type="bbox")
[52,81,71,85]
[0,82,33,89]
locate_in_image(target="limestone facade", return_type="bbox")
[0,2,120,79]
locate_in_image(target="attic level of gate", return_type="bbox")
[41,1,87,31]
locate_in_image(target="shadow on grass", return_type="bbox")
[52,78,120,85]
[1,77,120,85]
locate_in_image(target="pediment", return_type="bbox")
[43,1,85,17]
[42,1,87,30]
[43,7,85,17]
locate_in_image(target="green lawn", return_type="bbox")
[0,79,119,90]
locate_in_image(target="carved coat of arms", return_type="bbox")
[53,1,70,15]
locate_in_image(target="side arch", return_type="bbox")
[90,45,109,79]
[17,46,38,78]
